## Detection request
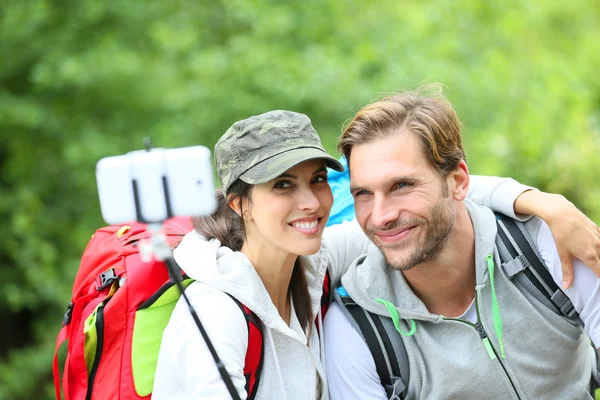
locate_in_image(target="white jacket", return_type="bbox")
[152,219,369,400]
[152,176,529,400]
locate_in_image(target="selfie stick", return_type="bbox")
[131,149,242,400]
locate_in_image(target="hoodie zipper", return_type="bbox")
[442,292,521,400]
[85,303,105,400]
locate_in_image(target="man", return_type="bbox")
[324,86,600,399]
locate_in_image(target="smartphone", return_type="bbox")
[96,146,217,224]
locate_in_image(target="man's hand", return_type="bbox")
[514,190,600,289]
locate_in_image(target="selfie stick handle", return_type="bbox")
[162,256,242,400]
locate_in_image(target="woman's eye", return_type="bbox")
[274,181,292,189]
[313,175,328,184]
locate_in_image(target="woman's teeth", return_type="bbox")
[292,220,318,230]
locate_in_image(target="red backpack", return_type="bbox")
[53,217,331,400]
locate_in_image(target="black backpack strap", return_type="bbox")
[226,294,264,400]
[495,215,600,393]
[495,214,581,324]
[334,285,408,399]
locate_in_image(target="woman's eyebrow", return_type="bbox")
[277,173,295,179]
[278,167,327,179]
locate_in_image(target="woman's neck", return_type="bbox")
[241,241,297,325]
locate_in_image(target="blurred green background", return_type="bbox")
[1,0,599,398]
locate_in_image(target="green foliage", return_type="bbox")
[0,0,598,398]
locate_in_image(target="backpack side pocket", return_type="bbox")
[130,278,194,396]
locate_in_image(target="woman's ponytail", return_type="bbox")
[289,259,313,332]
[192,189,245,251]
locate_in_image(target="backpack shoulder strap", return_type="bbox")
[333,284,408,399]
[495,214,581,324]
[226,294,264,400]
[321,269,331,318]
[316,269,332,334]
[221,270,332,398]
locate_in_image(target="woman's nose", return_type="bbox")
[298,188,320,212]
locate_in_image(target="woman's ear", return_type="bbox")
[228,196,242,217]
[228,195,252,221]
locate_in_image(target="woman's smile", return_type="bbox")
[289,217,323,235]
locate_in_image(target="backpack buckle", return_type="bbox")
[96,269,118,291]
[387,377,407,400]
[63,302,74,326]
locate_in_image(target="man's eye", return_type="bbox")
[352,190,370,197]
[394,182,411,190]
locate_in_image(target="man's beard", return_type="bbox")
[368,197,455,271]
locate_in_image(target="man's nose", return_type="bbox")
[371,194,400,228]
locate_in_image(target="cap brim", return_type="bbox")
[239,147,344,185]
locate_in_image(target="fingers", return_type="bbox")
[586,223,600,273]
[559,252,574,290]
[585,253,600,280]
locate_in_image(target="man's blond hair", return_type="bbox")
[338,84,466,175]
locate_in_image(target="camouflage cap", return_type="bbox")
[215,110,344,195]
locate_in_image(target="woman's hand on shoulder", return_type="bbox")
[514,190,600,288]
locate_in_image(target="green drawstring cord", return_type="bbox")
[487,254,506,358]
[375,299,416,336]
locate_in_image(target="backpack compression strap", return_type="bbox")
[335,285,408,399]
[226,295,264,400]
[495,214,581,324]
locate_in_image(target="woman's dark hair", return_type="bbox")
[192,181,250,251]
[192,179,313,330]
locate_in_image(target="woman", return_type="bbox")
[153,110,599,400]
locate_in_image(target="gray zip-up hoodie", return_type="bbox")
[341,199,597,399]
[153,176,532,399]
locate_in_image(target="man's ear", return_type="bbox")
[450,160,469,201]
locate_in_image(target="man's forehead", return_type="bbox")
[347,134,435,188]
[353,130,423,158]
[349,164,418,187]
[349,134,426,165]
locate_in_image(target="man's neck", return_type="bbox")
[402,204,476,317]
